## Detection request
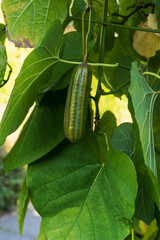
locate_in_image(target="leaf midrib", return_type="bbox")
[64,165,103,240]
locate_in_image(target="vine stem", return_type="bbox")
[143,71,160,80]
[58,58,119,67]
[102,80,130,95]
[82,1,92,62]
[143,72,160,95]
[131,229,134,240]
[84,7,92,62]
[70,16,160,34]
[82,9,87,59]
[152,68,160,88]
[94,0,108,132]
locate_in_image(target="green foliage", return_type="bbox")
[0,21,90,146]
[1,0,160,239]
[3,90,66,173]
[129,62,157,177]
[110,122,133,158]
[27,132,137,240]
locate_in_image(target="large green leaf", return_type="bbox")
[128,68,160,223]
[3,89,66,173]
[27,131,137,240]
[129,62,157,177]
[129,101,160,224]
[0,43,7,86]
[0,20,62,145]
[2,0,70,47]
[0,21,85,146]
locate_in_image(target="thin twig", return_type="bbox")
[101,80,130,96]
[70,16,160,33]
[112,2,154,24]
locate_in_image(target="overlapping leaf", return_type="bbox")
[129,62,157,177]
[129,108,160,224]
[2,0,70,47]
[27,132,137,240]
[0,20,86,146]
[135,185,155,225]
[3,90,66,173]
[110,120,155,224]
[0,20,62,145]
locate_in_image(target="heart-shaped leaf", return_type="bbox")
[27,132,137,240]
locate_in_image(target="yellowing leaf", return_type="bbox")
[133,14,160,59]
[148,13,160,36]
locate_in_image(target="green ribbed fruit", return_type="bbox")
[64,63,92,143]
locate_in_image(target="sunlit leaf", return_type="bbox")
[2,0,70,47]
[0,21,88,146]
[3,90,66,173]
